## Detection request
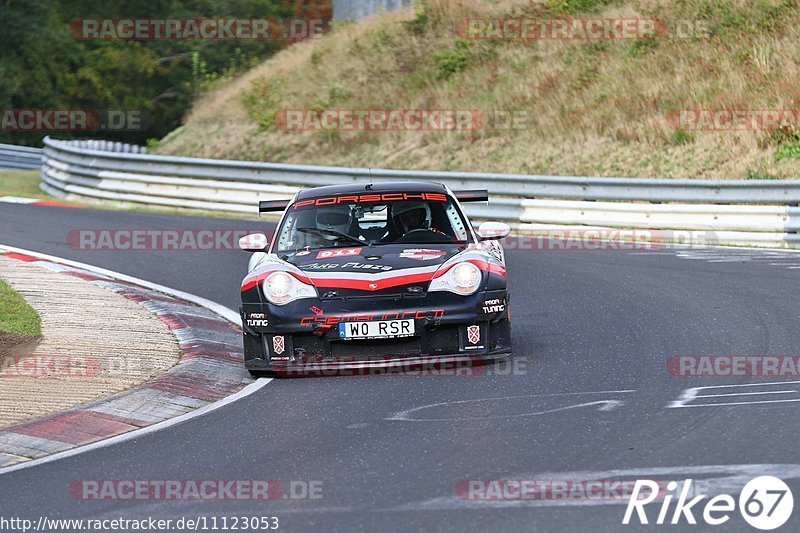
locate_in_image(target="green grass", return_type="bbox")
[0,279,41,337]
[0,170,51,199]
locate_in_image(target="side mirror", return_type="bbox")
[477,222,510,241]
[239,233,269,252]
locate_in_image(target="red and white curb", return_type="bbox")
[0,245,270,472]
[0,196,77,208]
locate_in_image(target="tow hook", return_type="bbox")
[313,324,333,337]
[424,317,441,329]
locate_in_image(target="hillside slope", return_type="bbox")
[156,0,800,179]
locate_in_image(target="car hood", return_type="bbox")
[285,244,462,273]
[281,243,465,294]
[240,243,505,297]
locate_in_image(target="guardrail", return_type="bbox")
[333,0,413,21]
[40,136,800,248]
[0,143,43,170]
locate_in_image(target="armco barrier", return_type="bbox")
[333,0,413,21]
[0,143,42,170]
[39,136,800,248]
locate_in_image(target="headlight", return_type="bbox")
[263,271,316,305]
[429,262,482,295]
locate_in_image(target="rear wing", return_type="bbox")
[259,199,291,213]
[453,189,489,202]
[259,190,487,211]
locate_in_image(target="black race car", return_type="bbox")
[238,181,512,376]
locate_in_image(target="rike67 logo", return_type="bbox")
[623,476,793,530]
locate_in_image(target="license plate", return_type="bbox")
[338,319,414,339]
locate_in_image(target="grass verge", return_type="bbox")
[0,278,41,356]
[0,279,41,337]
[0,170,51,199]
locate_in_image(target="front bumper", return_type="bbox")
[241,290,512,375]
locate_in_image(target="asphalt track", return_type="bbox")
[1,202,800,532]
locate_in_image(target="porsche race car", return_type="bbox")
[238,181,512,376]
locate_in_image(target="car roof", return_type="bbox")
[294,181,447,201]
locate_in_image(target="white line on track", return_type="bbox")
[0,243,273,475]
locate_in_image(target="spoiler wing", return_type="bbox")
[453,189,489,202]
[260,190,487,211]
[259,199,291,213]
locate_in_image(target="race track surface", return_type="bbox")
[1,203,799,532]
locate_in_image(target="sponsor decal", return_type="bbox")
[316,248,361,259]
[293,193,447,209]
[303,261,392,271]
[400,248,447,261]
[343,262,392,271]
[309,306,323,316]
[484,240,504,261]
[482,298,506,314]
[246,312,269,327]
[272,336,285,355]
[369,283,379,289]
[296,249,311,256]
[303,262,339,270]
[300,309,444,327]
[467,325,481,345]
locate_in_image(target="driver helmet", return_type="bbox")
[393,202,431,233]
[315,206,352,234]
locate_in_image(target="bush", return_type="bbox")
[770,123,800,161]
[668,129,694,146]
[434,39,473,79]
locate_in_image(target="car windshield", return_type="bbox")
[275,193,471,252]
